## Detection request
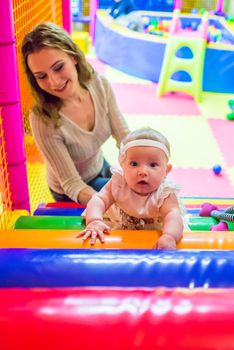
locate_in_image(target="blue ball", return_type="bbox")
[191,8,198,14]
[213,164,222,175]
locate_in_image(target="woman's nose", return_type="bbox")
[48,73,60,87]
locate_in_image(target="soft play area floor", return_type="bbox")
[88,54,234,198]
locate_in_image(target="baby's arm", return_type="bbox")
[156,193,184,249]
[77,180,115,245]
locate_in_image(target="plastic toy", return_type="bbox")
[95,3,234,93]
[212,164,222,175]
[226,99,234,120]
[226,16,234,24]
[200,202,234,231]
[157,9,208,102]
[108,0,137,19]
[214,0,226,16]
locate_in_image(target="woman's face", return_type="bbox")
[27,47,79,99]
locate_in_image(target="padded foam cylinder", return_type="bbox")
[45,202,85,208]
[0,230,234,249]
[1,249,234,288]
[33,207,85,216]
[188,216,218,230]
[0,287,234,350]
[18,214,223,230]
[14,216,85,229]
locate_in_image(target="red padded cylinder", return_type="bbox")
[0,287,234,350]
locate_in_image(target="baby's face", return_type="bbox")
[121,146,171,196]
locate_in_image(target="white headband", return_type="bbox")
[119,139,170,162]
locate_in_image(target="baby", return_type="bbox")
[77,128,184,249]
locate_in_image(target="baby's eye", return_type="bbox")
[53,63,64,72]
[149,162,158,168]
[130,161,138,167]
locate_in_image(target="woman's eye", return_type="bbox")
[36,74,46,80]
[130,161,138,167]
[54,63,64,72]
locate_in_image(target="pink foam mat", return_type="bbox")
[87,56,233,198]
[111,83,201,115]
[208,119,234,167]
[88,58,106,75]
[170,168,234,198]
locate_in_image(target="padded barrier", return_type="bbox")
[188,216,218,230]
[33,207,85,216]
[1,229,234,249]
[95,11,234,93]
[15,214,218,230]
[1,249,234,288]
[0,287,234,350]
[45,202,85,208]
[14,216,85,229]
[44,198,234,208]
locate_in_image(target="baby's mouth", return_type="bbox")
[137,180,148,185]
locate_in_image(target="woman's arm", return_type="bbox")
[77,186,96,205]
[30,112,93,203]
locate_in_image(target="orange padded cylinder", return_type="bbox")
[0,229,234,249]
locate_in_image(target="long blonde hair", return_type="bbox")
[21,22,94,126]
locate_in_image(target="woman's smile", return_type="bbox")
[53,80,68,93]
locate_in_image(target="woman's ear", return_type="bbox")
[166,163,172,175]
[71,56,78,65]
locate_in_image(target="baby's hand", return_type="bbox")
[155,234,177,250]
[76,220,110,245]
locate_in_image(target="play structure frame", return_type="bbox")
[0,0,72,212]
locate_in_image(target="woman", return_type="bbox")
[21,22,129,205]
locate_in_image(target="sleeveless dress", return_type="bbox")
[104,166,185,230]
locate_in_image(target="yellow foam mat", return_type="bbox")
[197,92,234,119]
[103,114,225,169]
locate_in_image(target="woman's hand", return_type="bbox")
[76,220,111,245]
[77,186,97,206]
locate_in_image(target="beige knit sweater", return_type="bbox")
[30,74,129,202]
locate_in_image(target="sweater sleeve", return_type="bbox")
[29,112,89,202]
[101,76,130,147]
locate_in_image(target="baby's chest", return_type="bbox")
[116,193,159,219]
